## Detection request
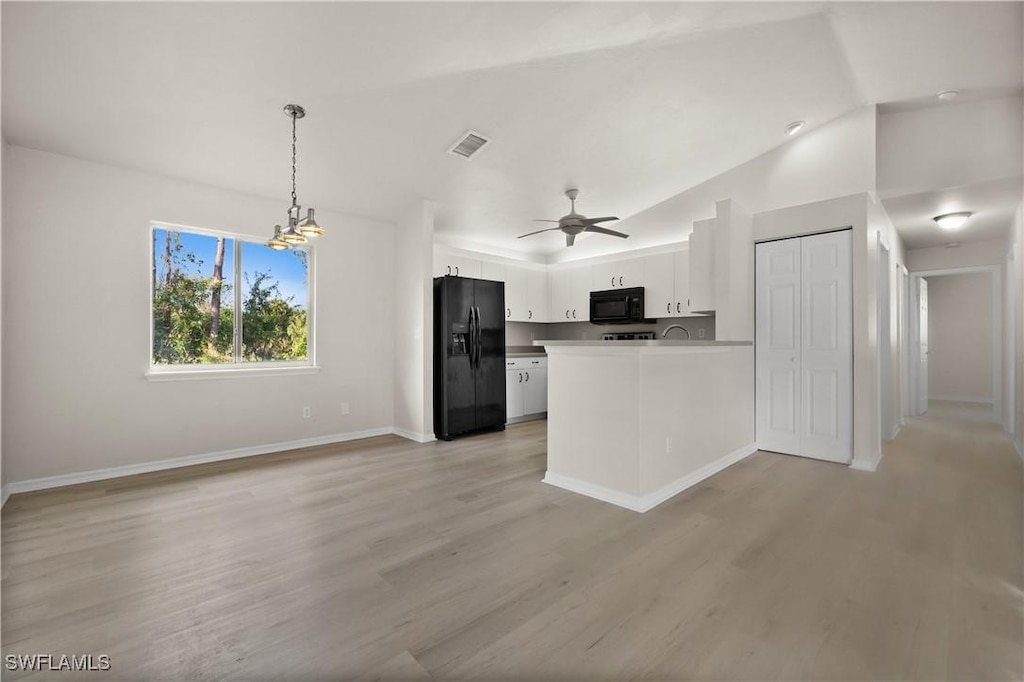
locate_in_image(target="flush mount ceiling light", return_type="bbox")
[937,89,960,102]
[933,211,973,230]
[266,104,325,251]
[784,120,805,136]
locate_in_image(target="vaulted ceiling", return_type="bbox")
[3,2,1021,258]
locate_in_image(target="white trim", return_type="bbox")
[391,428,437,444]
[927,395,994,404]
[146,365,320,382]
[1,486,9,509]
[4,427,395,495]
[543,443,757,513]
[850,448,882,472]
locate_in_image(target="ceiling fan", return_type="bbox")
[518,189,627,247]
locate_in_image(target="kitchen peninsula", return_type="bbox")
[536,339,755,512]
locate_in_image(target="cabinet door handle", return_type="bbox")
[677,302,681,314]
[565,309,570,319]
[525,371,530,382]
[572,309,577,319]
[528,310,532,319]
[519,372,523,383]
[667,303,671,314]
[611,276,615,287]
[455,266,460,276]
[507,307,511,318]
[447,265,451,275]
[619,276,623,286]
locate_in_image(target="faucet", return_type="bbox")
[662,324,691,339]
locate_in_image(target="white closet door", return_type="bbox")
[799,230,852,463]
[755,238,802,456]
[756,230,852,463]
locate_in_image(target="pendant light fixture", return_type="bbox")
[267,104,325,250]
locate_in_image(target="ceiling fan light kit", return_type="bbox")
[266,104,325,251]
[518,188,627,247]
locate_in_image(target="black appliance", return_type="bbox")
[590,287,648,324]
[433,276,506,440]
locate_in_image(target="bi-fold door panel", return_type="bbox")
[755,230,852,463]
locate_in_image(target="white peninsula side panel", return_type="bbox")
[541,342,755,512]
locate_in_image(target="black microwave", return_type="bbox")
[590,287,648,324]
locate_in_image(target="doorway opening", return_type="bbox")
[907,265,1002,423]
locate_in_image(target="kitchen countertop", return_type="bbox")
[506,346,547,357]
[534,340,752,347]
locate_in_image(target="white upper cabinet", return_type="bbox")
[643,249,692,318]
[689,218,715,314]
[504,266,528,321]
[501,264,548,322]
[527,269,549,322]
[643,253,675,318]
[550,265,592,322]
[673,249,691,316]
[592,257,643,290]
[434,250,482,279]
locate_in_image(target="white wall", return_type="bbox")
[550,106,878,264]
[753,192,908,470]
[393,200,435,442]
[926,272,994,403]
[907,239,1007,271]
[877,96,1024,195]
[3,146,396,484]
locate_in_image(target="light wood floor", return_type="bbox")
[2,402,1021,680]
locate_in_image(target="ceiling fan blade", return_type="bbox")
[584,225,629,239]
[566,233,576,247]
[518,227,565,239]
[532,219,561,223]
[581,216,619,224]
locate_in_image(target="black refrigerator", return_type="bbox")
[433,276,506,440]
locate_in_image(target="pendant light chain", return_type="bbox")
[291,112,298,209]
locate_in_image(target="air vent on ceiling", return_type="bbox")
[448,130,490,159]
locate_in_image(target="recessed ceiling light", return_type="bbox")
[933,211,973,230]
[937,90,959,102]
[784,120,805,136]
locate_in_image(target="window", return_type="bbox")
[150,223,313,373]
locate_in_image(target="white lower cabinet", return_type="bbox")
[506,357,547,422]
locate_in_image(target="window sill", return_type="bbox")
[146,365,320,382]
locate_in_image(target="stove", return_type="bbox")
[601,331,655,341]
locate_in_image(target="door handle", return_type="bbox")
[525,371,530,382]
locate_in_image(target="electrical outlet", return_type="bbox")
[340,402,351,415]
[302,406,311,419]
[698,328,706,339]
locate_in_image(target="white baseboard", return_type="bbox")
[927,395,994,404]
[391,428,436,444]
[850,448,882,472]
[544,443,757,513]
[4,427,397,496]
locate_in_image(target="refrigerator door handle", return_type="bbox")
[474,306,482,368]
[468,307,477,369]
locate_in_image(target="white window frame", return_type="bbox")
[146,221,318,381]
